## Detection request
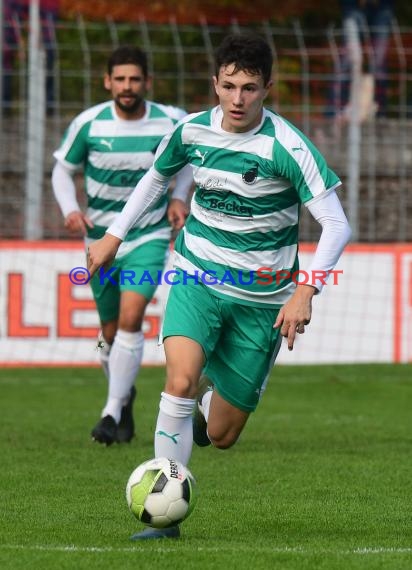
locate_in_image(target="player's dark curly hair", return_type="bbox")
[214,32,273,85]
[107,46,148,78]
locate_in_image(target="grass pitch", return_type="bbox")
[0,364,411,570]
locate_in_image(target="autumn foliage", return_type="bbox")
[59,0,335,25]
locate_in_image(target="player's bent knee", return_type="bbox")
[208,429,239,450]
[211,438,237,450]
[165,376,197,399]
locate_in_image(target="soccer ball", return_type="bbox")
[125,457,197,528]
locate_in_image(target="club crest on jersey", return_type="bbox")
[242,160,258,185]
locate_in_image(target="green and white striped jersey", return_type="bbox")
[54,100,185,257]
[154,106,342,308]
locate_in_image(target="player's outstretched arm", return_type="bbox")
[275,190,351,351]
[87,167,171,278]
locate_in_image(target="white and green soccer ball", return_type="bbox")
[126,457,197,529]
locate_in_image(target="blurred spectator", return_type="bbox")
[330,0,394,120]
[2,0,59,114]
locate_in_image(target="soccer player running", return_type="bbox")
[87,33,352,538]
[52,46,193,446]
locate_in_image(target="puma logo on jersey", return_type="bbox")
[195,149,208,164]
[292,143,305,152]
[100,139,114,150]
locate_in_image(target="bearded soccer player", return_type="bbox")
[87,33,351,538]
[52,46,193,446]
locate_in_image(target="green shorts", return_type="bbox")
[90,238,169,323]
[161,280,281,413]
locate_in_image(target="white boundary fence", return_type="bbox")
[1,242,411,365]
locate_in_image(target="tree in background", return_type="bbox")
[59,0,412,26]
[60,0,339,26]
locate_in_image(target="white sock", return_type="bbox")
[154,392,195,466]
[200,390,212,422]
[102,330,144,423]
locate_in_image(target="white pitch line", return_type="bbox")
[353,548,412,554]
[0,544,411,555]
